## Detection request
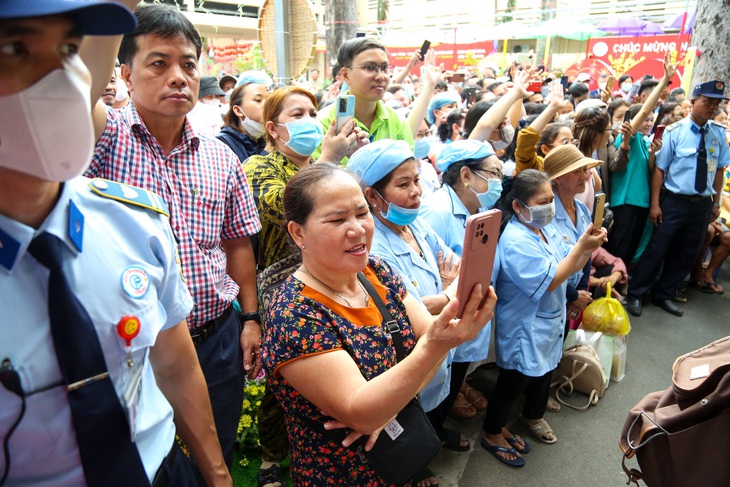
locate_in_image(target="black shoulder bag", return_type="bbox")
[354,273,442,486]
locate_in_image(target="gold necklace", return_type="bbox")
[299,266,368,307]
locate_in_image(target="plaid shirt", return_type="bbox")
[86,105,261,329]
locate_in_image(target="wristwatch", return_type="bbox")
[714,202,722,208]
[238,311,261,324]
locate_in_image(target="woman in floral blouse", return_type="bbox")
[261,163,495,486]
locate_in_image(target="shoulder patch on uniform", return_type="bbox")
[666,121,681,132]
[708,120,725,128]
[88,178,170,217]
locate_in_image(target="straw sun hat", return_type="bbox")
[543,144,603,181]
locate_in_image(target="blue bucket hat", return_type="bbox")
[347,140,415,187]
[436,140,495,173]
[0,0,137,36]
[426,92,462,125]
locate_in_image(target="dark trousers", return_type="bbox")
[258,382,289,462]
[152,443,198,487]
[427,361,470,440]
[604,204,650,264]
[194,311,244,471]
[482,368,552,435]
[628,193,713,301]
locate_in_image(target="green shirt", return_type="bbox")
[243,150,300,268]
[611,133,651,208]
[313,96,414,163]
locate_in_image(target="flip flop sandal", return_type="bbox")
[480,438,525,468]
[257,464,284,487]
[461,384,488,410]
[441,428,470,452]
[519,415,557,444]
[411,466,439,487]
[505,434,531,454]
[547,396,561,412]
[691,280,725,295]
[449,393,477,419]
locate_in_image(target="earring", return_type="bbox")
[302,244,306,249]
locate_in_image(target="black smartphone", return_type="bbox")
[355,32,365,38]
[463,87,478,106]
[623,109,632,123]
[643,74,654,80]
[560,75,569,94]
[419,40,431,61]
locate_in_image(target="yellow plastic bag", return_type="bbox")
[580,282,631,336]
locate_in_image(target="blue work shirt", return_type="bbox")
[420,184,496,363]
[494,217,571,377]
[370,216,454,412]
[657,117,730,196]
[0,177,193,485]
[552,196,590,290]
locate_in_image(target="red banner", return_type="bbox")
[584,34,691,86]
[387,41,498,74]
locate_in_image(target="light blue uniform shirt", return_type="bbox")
[494,217,571,377]
[420,184,495,362]
[552,196,590,290]
[657,118,730,196]
[0,177,193,485]
[370,216,454,412]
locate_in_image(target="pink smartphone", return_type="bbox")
[455,209,501,318]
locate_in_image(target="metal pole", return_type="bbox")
[274,0,291,85]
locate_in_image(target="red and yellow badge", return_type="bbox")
[717,81,724,91]
[117,315,141,347]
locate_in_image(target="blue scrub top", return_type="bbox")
[552,196,589,290]
[657,118,730,197]
[420,184,496,362]
[370,216,454,411]
[494,217,571,377]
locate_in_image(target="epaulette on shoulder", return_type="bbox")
[88,178,170,217]
[666,120,682,132]
[708,120,725,129]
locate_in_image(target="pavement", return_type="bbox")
[430,266,730,487]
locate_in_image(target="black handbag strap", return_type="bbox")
[357,272,406,362]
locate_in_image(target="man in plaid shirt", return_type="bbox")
[83,2,261,475]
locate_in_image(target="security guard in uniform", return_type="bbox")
[0,1,231,485]
[626,80,730,317]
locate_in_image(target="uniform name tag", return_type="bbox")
[708,158,717,173]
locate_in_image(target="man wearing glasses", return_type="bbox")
[314,37,414,160]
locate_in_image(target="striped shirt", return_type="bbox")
[86,105,261,329]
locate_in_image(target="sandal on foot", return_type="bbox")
[449,393,477,419]
[519,415,557,444]
[480,438,525,468]
[547,396,561,412]
[691,280,725,295]
[412,466,439,487]
[257,464,284,487]
[505,434,531,454]
[461,383,488,410]
[441,428,470,452]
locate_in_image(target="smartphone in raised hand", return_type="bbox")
[593,193,606,231]
[419,40,431,61]
[335,95,355,134]
[455,209,501,318]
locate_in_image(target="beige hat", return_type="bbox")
[543,144,603,181]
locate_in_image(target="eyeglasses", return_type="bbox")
[475,168,504,180]
[416,129,432,140]
[347,64,394,76]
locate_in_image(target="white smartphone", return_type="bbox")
[455,209,501,318]
[335,95,355,134]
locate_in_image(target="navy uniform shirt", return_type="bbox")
[657,117,730,196]
[0,177,193,485]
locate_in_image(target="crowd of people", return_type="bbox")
[2,1,729,487]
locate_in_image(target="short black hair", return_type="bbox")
[118,4,202,65]
[337,38,387,68]
[567,82,589,99]
[486,81,504,93]
[638,79,659,97]
[618,74,632,85]
[670,87,686,97]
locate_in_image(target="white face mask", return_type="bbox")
[115,76,128,102]
[202,98,219,106]
[620,82,632,93]
[0,59,94,182]
[240,110,266,139]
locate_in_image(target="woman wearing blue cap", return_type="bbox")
[347,139,466,486]
[419,140,503,417]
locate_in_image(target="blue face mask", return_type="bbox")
[278,118,324,157]
[414,138,432,159]
[375,190,419,226]
[470,171,503,210]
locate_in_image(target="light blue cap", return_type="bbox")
[436,140,495,173]
[347,140,415,187]
[426,92,462,125]
[235,70,274,88]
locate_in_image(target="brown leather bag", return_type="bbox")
[619,336,730,487]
